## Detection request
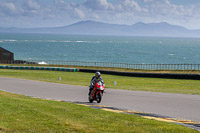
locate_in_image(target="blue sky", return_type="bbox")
[0,0,200,29]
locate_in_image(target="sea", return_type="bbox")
[0,33,200,64]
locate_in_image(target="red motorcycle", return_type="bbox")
[89,80,105,103]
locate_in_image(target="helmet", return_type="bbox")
[95,71,101,77]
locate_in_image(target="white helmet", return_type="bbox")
[95,72,101,76]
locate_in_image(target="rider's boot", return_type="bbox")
[88,86,93,95]
[88,90,91,95]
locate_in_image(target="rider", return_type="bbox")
[88,71,105,95]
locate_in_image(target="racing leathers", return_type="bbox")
[89,76,105,95]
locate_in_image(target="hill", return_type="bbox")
[1,20,200,37]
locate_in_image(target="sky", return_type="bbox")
[0,0,200,29]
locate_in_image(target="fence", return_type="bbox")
[0,60,200,71]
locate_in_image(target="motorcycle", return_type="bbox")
[88,80,105,103]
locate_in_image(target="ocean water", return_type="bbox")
[0,33,200,64]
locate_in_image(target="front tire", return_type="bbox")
[89,94,93,103]
[96,93,102,103]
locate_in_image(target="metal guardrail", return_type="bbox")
[0,60,200,71]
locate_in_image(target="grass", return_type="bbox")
[0,69,200,95]
[0,90,199,133]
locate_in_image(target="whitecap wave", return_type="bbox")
[64,40,90,43]
[38,61,47,65]
[18,40,101,43]
[40,40,90,43]
[4,40,17,42]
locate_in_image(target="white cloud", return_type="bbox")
[0,2,17,15]
[143,0,153,2]
[123,0,141,11]
[0,0,200,29]
[74,8,85,19]
[146,0,194,17]
[24,0,40,10]
[54,0,74,10]
[84,0,114,10]
[0,0,42,17]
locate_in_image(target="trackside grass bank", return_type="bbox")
[0,69,200,95]
[0,91,198,133]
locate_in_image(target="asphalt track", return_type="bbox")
[1,77,200,129]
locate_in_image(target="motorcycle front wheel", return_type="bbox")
[88,94,93,103]
[96,93,102,103]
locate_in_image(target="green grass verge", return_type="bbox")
[0,69,200,95]
[0,91,198,133]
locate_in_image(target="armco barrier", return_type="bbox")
[2,60,200,71]
[1,66,200,80]
[79,69,200,80]
[0,66,78,72]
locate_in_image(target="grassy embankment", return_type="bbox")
[0,69,200,95]
[0,90,198,133]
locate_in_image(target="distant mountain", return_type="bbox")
[1,20,200,37]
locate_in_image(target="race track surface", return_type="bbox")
[1,77,200,122]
